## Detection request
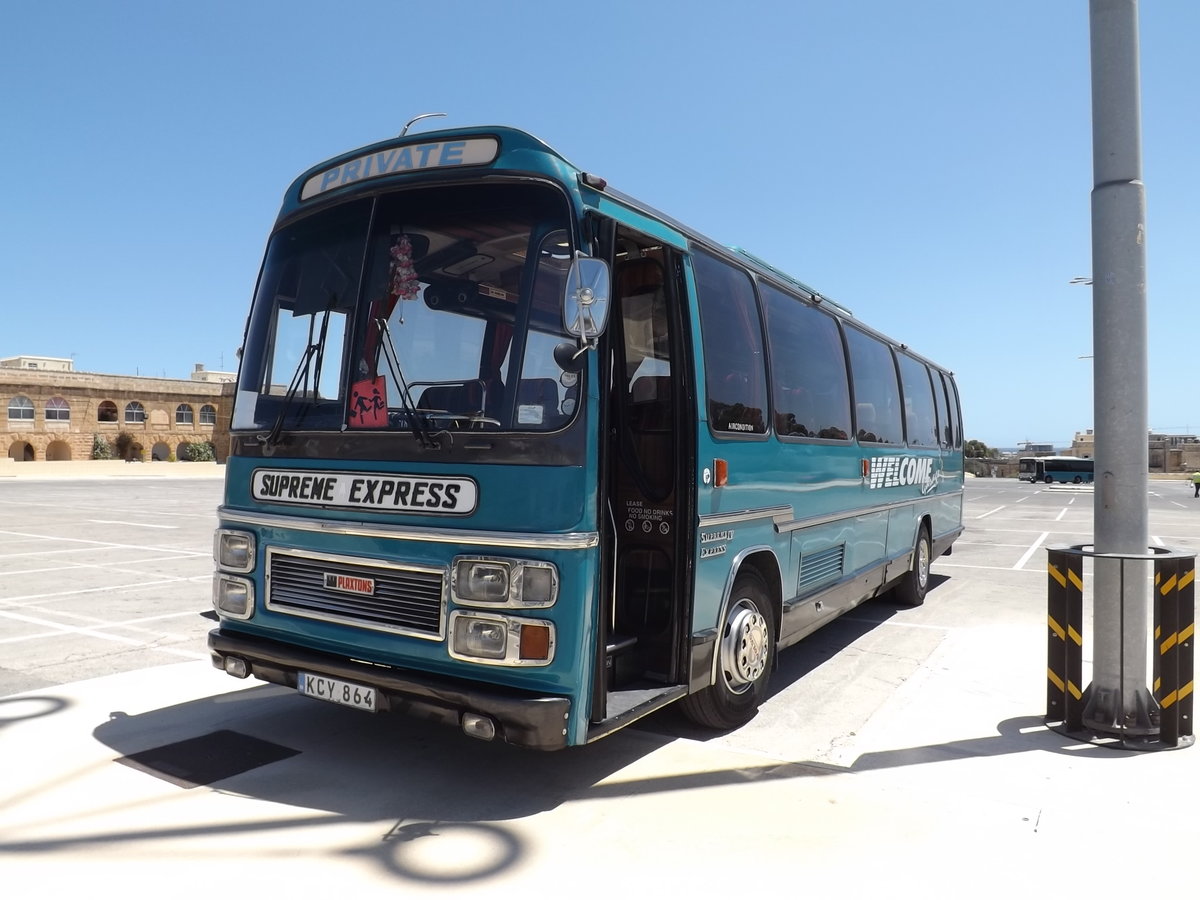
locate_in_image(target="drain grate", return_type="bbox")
[115,729,300,789]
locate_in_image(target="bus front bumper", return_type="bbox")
[207,629,571,751]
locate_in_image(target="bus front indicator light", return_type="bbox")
[519,623,552,661]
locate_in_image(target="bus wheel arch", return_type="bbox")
[681,556,779,730]
[893,518,932,607]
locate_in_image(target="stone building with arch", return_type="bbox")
[2,359,233,463]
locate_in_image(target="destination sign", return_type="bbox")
[300,137,500,200]
[251,468,478,514]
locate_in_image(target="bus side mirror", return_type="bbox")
[563,258,610,343]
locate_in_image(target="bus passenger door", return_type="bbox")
[595,231,693,722]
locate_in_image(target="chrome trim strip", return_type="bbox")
[218,506,600,550]
[772,490,965,534]
[697,506,792,529]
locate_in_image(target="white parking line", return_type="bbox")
[88,519,179,529]
[2,554,207,577]
[0,607,204,644]
[0,528,206,556]
[935,563,1043,573]
[1013,532,1050,570]
[0,609,148,645]
[976,506,1005,519]
[0,575,205,608]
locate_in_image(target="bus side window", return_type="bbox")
[760,282,851,441]
[844,326,904,445]
[898,352,938,448]
[693,249,768,436]
[943,373,963,449]
[931,364,951,449]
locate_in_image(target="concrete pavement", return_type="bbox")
[2,476,1197,895]
[2,627,1195,896]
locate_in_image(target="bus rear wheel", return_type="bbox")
[1044,475,1053,484]
[681,570,774,730]
[894,525,931,607]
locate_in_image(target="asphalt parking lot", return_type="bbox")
[1,473,1197,895]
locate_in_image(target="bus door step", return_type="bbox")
[588,683,688,743]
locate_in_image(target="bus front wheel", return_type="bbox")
[894,526,931,607]
[681,570,775,731]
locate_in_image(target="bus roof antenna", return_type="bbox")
[400,113,447,136]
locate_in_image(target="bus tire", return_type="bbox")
[894,525,931,607]
[1073,476,1082,484]
[1044,476,1053,484]
[681,570,774,731]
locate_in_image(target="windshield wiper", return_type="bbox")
[261,303,333,448]
[375,316,442,449]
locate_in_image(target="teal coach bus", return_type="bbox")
[209,123,965,749]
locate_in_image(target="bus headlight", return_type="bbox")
[215,529,256,573]
[213,574,254,619]
[451,557,558,608]
[452,615,508,660]
[448,612,555,666]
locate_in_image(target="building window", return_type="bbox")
[98,400,118,423]
[8,395,34,421]
[199,404,217,426]
[175,404,194,425]
[46,396,71,422]
[125,401,146,424]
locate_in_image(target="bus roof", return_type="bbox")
[279,123,952,376]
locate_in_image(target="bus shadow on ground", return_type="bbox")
[92,683,668,822]
[77,683,676,883]
[642,577,949,741]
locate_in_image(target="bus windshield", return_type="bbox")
[232,183,576,438]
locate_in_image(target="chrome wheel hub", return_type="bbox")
[721,599,769,694]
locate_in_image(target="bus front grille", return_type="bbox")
[265,549,445,639]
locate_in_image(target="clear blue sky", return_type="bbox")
[3,1,1196,449]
